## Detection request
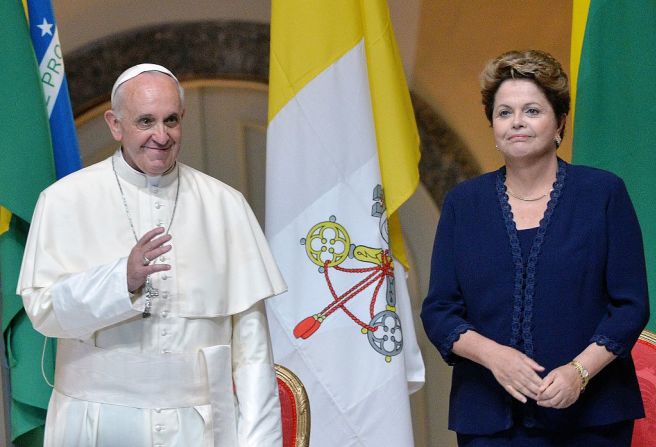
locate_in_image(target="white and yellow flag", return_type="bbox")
[265,1,424,445]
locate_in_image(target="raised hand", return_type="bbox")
[126,227,172,293]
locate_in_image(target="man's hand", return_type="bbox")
[127,227,172,293]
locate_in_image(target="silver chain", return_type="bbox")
[111,155,180,317]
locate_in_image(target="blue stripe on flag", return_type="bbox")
[27,0,81,179]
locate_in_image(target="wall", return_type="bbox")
[53,0,271,51]
[413,0,573,173]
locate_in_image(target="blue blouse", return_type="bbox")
[421,161,649,435]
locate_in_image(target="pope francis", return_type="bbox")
[17,63,287,446]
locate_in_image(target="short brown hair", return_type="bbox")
[480,50,569,137]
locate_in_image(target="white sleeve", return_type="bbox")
[232,300,282,447]
[21,257,144,339]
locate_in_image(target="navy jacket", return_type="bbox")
[421,161,649,435]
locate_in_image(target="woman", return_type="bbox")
[420,49,649,446]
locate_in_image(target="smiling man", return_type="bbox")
[17,64,287,447]
[105,66,183,177]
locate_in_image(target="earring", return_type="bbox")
[554,134,562,148]
[495,144,500,151]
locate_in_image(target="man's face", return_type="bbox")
[104,72,184,176]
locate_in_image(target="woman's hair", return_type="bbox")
[480,50,570,137]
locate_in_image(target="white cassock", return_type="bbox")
[17,150,287,447]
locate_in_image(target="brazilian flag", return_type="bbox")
[571,0,656,330]
[1,0,80,444]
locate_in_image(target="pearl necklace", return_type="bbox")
[111,156,180,317]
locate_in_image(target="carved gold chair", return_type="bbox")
[275,364,310,447]
[631,329,656,446]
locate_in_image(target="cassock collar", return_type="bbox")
[112,148,179,188]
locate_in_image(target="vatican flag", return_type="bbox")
[265,1,425,445]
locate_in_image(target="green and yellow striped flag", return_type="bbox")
[0,0,57,444]
[571,0,656,330]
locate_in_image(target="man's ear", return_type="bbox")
[104,110,122,142]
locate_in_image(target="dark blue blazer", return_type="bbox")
[421,161,649,435]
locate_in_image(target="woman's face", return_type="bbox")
[492,79,562,161]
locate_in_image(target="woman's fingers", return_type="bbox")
[536,365,581,408]
[505,385,528,403]
[525,355,546,373]
[538,371,556,394]
[489,346,545,401]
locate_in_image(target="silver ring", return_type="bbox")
[142,254,151,266]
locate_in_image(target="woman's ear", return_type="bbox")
[557,114,567,137]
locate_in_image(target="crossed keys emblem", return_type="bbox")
[293,185,403,362]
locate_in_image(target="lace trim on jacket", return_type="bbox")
[591,334,627,357]
[441,323,476,365]
[495,159,567,357]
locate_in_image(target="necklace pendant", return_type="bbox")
[143,295,152,317]
[143,277,159,318]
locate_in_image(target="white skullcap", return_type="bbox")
[110,63,180,104]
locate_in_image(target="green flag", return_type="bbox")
[0,0,57,444]
[572,0,656,330]
[0,0,55,220]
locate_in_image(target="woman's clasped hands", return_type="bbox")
[487,345,581,408]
